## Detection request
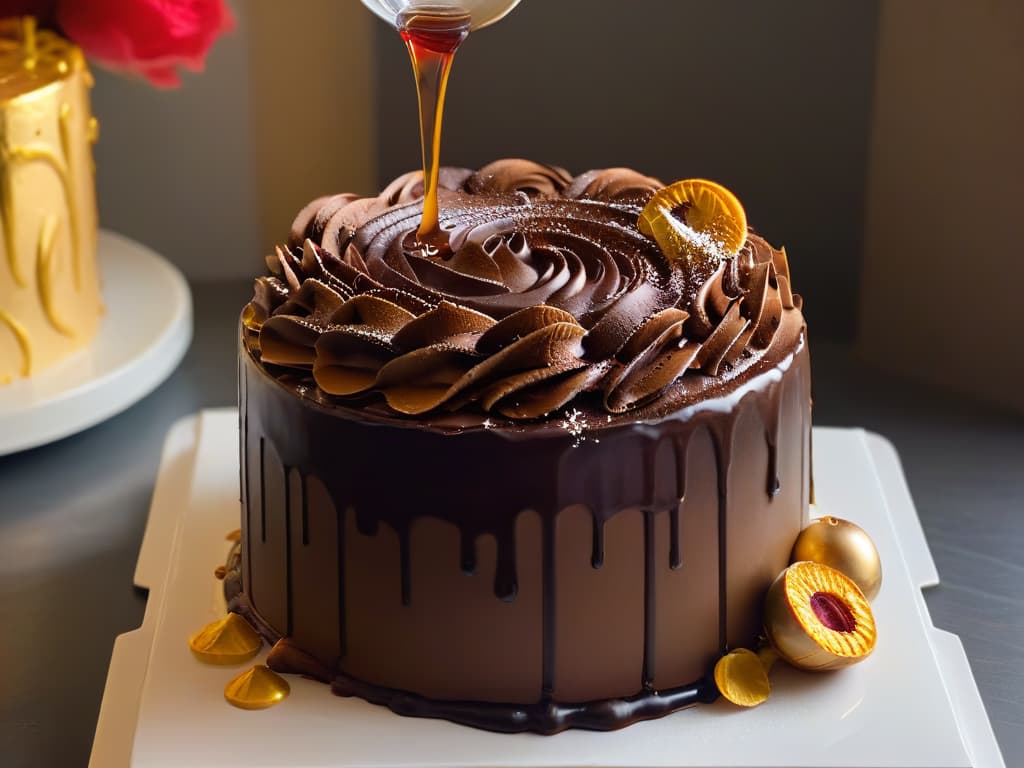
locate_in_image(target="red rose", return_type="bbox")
[56,0,235,88]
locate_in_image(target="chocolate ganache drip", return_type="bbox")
[244,159,800,421]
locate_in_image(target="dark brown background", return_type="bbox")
[375,0,879,341]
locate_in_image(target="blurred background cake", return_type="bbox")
[234,160,811,732]
[0,18,100,383]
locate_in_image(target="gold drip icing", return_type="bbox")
[36,213,74,336]
[0,307,31,375]
[0,18,84,99]
[0,146,19,285]
[57,101,82,286]
[20,18,36,71]
[2,140,77,290]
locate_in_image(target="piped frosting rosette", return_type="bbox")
[244,159,800,421]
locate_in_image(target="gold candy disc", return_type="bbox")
[189,613,262,665]
[224,664,290,710]
[714,648,770,707]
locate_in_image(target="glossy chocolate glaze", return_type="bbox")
[232,312,811,732]
[329,665,719,735]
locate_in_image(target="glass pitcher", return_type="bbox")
[359,0,522,31]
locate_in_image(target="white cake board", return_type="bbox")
[0,230,192,455]
[90,410,1006,768]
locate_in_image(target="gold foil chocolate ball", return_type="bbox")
[791,516,882,601]
[224,665,290,710]
[764,561,876,671]
[714,648,771,707]
[189,613,262,665]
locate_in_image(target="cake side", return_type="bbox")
[229,161,812,732]
[232,323,810,732]
[0,21,102,384]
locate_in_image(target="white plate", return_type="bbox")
[90,411,1006,768]
[0,230,192,455]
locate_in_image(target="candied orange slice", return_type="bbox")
[638,179,748,263]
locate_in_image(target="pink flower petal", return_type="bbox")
[56,0,234,89]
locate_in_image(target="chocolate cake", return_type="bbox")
[231,159,811,733]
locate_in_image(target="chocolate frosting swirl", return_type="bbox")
[244,159,803,421]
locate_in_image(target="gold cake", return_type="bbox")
[0,18,101,383]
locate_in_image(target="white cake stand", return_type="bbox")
[0,230,192,456]
[90,411,1006,768]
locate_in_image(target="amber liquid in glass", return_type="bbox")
[398,5,471,251]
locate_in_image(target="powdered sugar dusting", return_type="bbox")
[560,408,589,447]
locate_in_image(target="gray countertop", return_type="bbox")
[1,281,1021,767]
